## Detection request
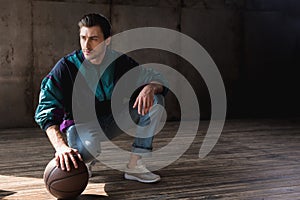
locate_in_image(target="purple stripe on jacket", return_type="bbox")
[60,120,75,133]
[46,75,63,91]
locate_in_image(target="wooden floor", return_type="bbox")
[1,118,300,200]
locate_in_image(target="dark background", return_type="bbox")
[0,0,299,128]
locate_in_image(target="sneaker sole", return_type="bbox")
[124,173,161,183]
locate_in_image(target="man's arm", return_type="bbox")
[148,81,163,94]
[133,82,163,115]
[46,125,83,171]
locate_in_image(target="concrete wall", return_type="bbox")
[0,0,33,128]
[0,0,299,128]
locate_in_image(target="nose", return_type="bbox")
[84,38,91,49]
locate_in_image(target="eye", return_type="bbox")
[91,37,99,41]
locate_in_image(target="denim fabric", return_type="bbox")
[66,94,165,162]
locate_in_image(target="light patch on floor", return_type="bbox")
[0,175,107,200]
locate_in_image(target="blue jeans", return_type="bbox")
[66,94,165,163]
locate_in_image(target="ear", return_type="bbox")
[105,36,111,46]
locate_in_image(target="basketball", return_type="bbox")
[43,157,89,199]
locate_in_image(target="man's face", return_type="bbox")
[80,26,109,64]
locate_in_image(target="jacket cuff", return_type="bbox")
[42,121,60,132]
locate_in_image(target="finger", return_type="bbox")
[60,155,65,171]
[64,154,71,171]
[146,105,151,114]
[148,97,152,110]
[149,97,154,108]
[144,97,149,115]
[138,99,142,115]
[146,98,153,115]
[143,108,148,115]
[141,98,146,115]
[143,105,147,115]
[144,97,149,112]
[74,150,83,161]
[55,154,60,167]
[133,98,138,108]
[69,154,78,169]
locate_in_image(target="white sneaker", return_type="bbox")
[124,160,161,183]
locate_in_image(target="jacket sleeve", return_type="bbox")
[137,66,169,96]
[34,73,64,132]
[114,54,169,96]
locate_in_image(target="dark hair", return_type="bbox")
[78,13,111,39]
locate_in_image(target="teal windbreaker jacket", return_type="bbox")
[34,49,168,132]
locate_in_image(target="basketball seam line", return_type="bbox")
[48,171,88,187]
[45,164,57,190]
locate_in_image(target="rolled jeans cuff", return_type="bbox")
[131,145,152,157]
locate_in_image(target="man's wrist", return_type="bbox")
[46,125,68,151]
[148,82,163,94]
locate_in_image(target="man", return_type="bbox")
[35,13,167,183]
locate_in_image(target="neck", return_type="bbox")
[89,48,107,65]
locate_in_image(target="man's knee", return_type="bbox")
[66,125,101,163]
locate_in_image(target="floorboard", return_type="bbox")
[0,118,300,199]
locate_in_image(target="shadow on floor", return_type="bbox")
[0,190,16,199]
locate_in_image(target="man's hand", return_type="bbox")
[133,83,163,115]
[46,125,83,171]
[54,145,83,171]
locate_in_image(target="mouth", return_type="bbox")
[83,49,92,55]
